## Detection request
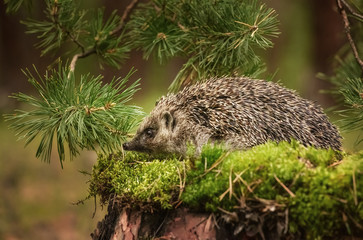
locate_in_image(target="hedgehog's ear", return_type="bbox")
[162,111,175,131]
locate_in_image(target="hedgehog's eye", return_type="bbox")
[144,128,155,138]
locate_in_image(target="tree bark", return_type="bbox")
[91,202,218,240]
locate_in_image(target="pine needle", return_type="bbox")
[5,65,143,166]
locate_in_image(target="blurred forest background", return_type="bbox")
[0,0,362,239]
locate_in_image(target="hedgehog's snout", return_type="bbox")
[122,142,132,150]
[123,139,151,153]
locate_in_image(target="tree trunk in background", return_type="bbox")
[309,0,344,106]
[267,0,343,107]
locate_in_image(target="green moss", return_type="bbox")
[89,141,363,238]
[182,141,341,211]
[288,151,363,238]
[89,152,188,209]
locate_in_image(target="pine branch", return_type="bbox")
[23,0,87,56]
[5,65,143,166]
[321,1,363,144]
[338,77,363,142]
[70,0,140,72]
[110,0,140,36]
[19,0,133,72]
[4,0,32,13]
[128,0,279,91]
[336,0,363,73]
[340,0,363,20]
[69,49,96,73]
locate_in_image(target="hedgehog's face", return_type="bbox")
[123,111,182,154]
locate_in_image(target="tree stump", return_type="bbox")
[91,197,293,240]
[91,202,218,240]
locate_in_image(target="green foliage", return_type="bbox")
[16,0,131,68]
[86,9,130,69]
[322,50,363,144]
[5,0,279,84]
[22,0,87,56]
[339,77,363,136]
[128,0,279,91]
[320,1,363,144]
[4,66,143,167]
[128,7,187,65]
[4,0,32,13]
[89,141,363,238]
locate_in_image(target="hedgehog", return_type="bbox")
[123,77,342,155]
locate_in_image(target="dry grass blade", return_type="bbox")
[273,174,296,198]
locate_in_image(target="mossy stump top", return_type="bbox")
[89,141,363,239]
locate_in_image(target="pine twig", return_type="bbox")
[48,0,89,58]
[69,49,96,72]
[6,66,142,165]
[340,0,363,20]
[69,0,139,72]
[110,0,139,36]
[50,1,86,54]
[67,32,86,53]
[336,0,363,73]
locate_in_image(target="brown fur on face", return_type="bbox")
[123,105,194,155]
[123,77,342,156]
